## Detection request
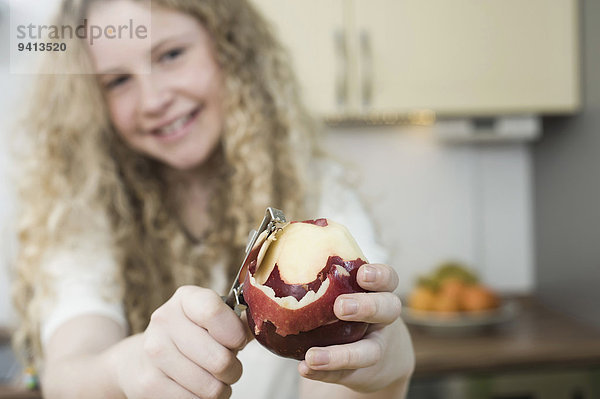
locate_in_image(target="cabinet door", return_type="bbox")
[250,0,345,115]
[354,0,580,115]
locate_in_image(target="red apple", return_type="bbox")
[242,218,369,360]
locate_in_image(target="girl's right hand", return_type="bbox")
[113,286,250,399]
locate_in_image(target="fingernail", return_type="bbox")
[341,298,359,316]
[300,362,315,376]
[308,350,330,366]
[363,265,377,283]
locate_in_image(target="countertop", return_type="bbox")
[408,295,600,378]
[0,387,39,399]
[3,296,600,397]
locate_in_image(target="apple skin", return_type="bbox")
[247,311,369,360]
[242,219,370,360]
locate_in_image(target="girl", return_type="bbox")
[12,0,414,398]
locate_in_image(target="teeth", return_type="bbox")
[156,113,192,136]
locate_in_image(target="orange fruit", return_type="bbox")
[408,286,436,311]
[439,277,466,300]
[432,292,461,313]
[461,284,499,311]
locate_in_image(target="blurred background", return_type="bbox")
[1,0,599,398]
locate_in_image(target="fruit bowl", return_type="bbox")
[402,300,518,335]
[403,262,517,335]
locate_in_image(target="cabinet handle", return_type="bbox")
[360,30,373,107]
[334,29,348,107]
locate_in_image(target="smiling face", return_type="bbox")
[88,0,225,171]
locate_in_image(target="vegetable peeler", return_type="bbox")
[222,207,286,316]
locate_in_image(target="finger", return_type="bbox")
[334,292,402,324]
[137,368,203,399]
[298,361,351,384]
[143,330,231,398]
[303,337,382,371]
[177,286,248,350]
[170,319,243,385]
[357,263,399,292]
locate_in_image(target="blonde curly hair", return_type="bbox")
[12,0,321,367]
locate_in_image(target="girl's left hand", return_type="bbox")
[298,263,415,393]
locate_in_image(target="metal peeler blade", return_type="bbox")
[222,207,286,316]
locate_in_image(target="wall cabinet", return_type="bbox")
[251,0,580,120]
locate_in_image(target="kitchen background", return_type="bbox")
[0,0,599,398]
